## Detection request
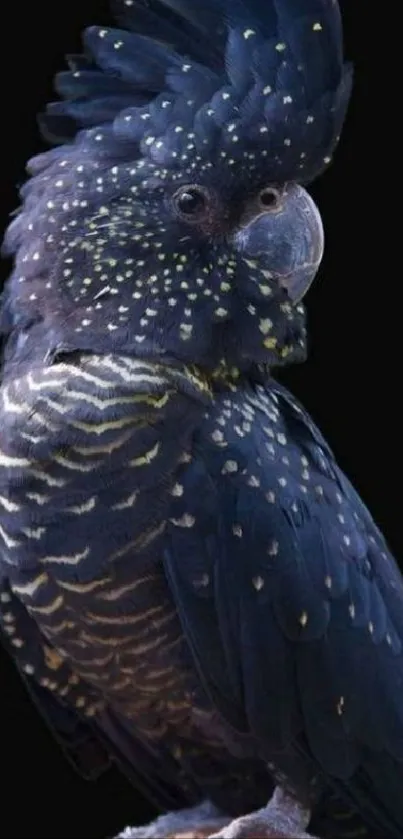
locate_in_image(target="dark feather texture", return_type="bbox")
[2,3,401,839]
[164,382,403,835]
[36,0,352,185]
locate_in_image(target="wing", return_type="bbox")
[0,351,210,811]
[163,380,403,838]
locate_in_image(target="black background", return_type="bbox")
[0,3,396,837]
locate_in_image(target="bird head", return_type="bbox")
[2,0,352,379]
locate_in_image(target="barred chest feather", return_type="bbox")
[0,354,362,754]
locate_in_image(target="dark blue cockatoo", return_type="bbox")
[1,2,403,838]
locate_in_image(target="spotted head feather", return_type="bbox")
[1,0,352,379]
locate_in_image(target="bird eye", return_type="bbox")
[173,185,209,220]
[258,188,281,210]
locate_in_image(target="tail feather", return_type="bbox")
[337,755,403,839]
[97,707,199,813]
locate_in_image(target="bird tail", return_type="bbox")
[337,754,403,839]
[96,706,199,813]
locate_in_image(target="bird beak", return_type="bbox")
[233,185,325,304]
[278,192,325,303]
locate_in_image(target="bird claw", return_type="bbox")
[116,800,230,838]
[116,789,317,839]
[207,816,315,838]
[208,788,317,839]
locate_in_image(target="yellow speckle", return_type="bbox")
[252,576,265,591]
[299,611,308,627]
[268,540,279,557]
[180,323,193,338]
[169,513,195,528]
[222,460,238,474]
[243,28,256,39]
[2,612,14,623]
[336,696,345,716]
[259,318,273,335]
[313,22,323,31]
[275,42,286,52]
[44,646,64,671]
[325,575,332,590]
[191,574,210,590]
[264,337,277,349]
[171,483,184,497]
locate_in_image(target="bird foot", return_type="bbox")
[208,788,317,839]
[116,789,318,839]
[116,800,230,838]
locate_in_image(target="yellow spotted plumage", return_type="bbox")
[2,2,402,839]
